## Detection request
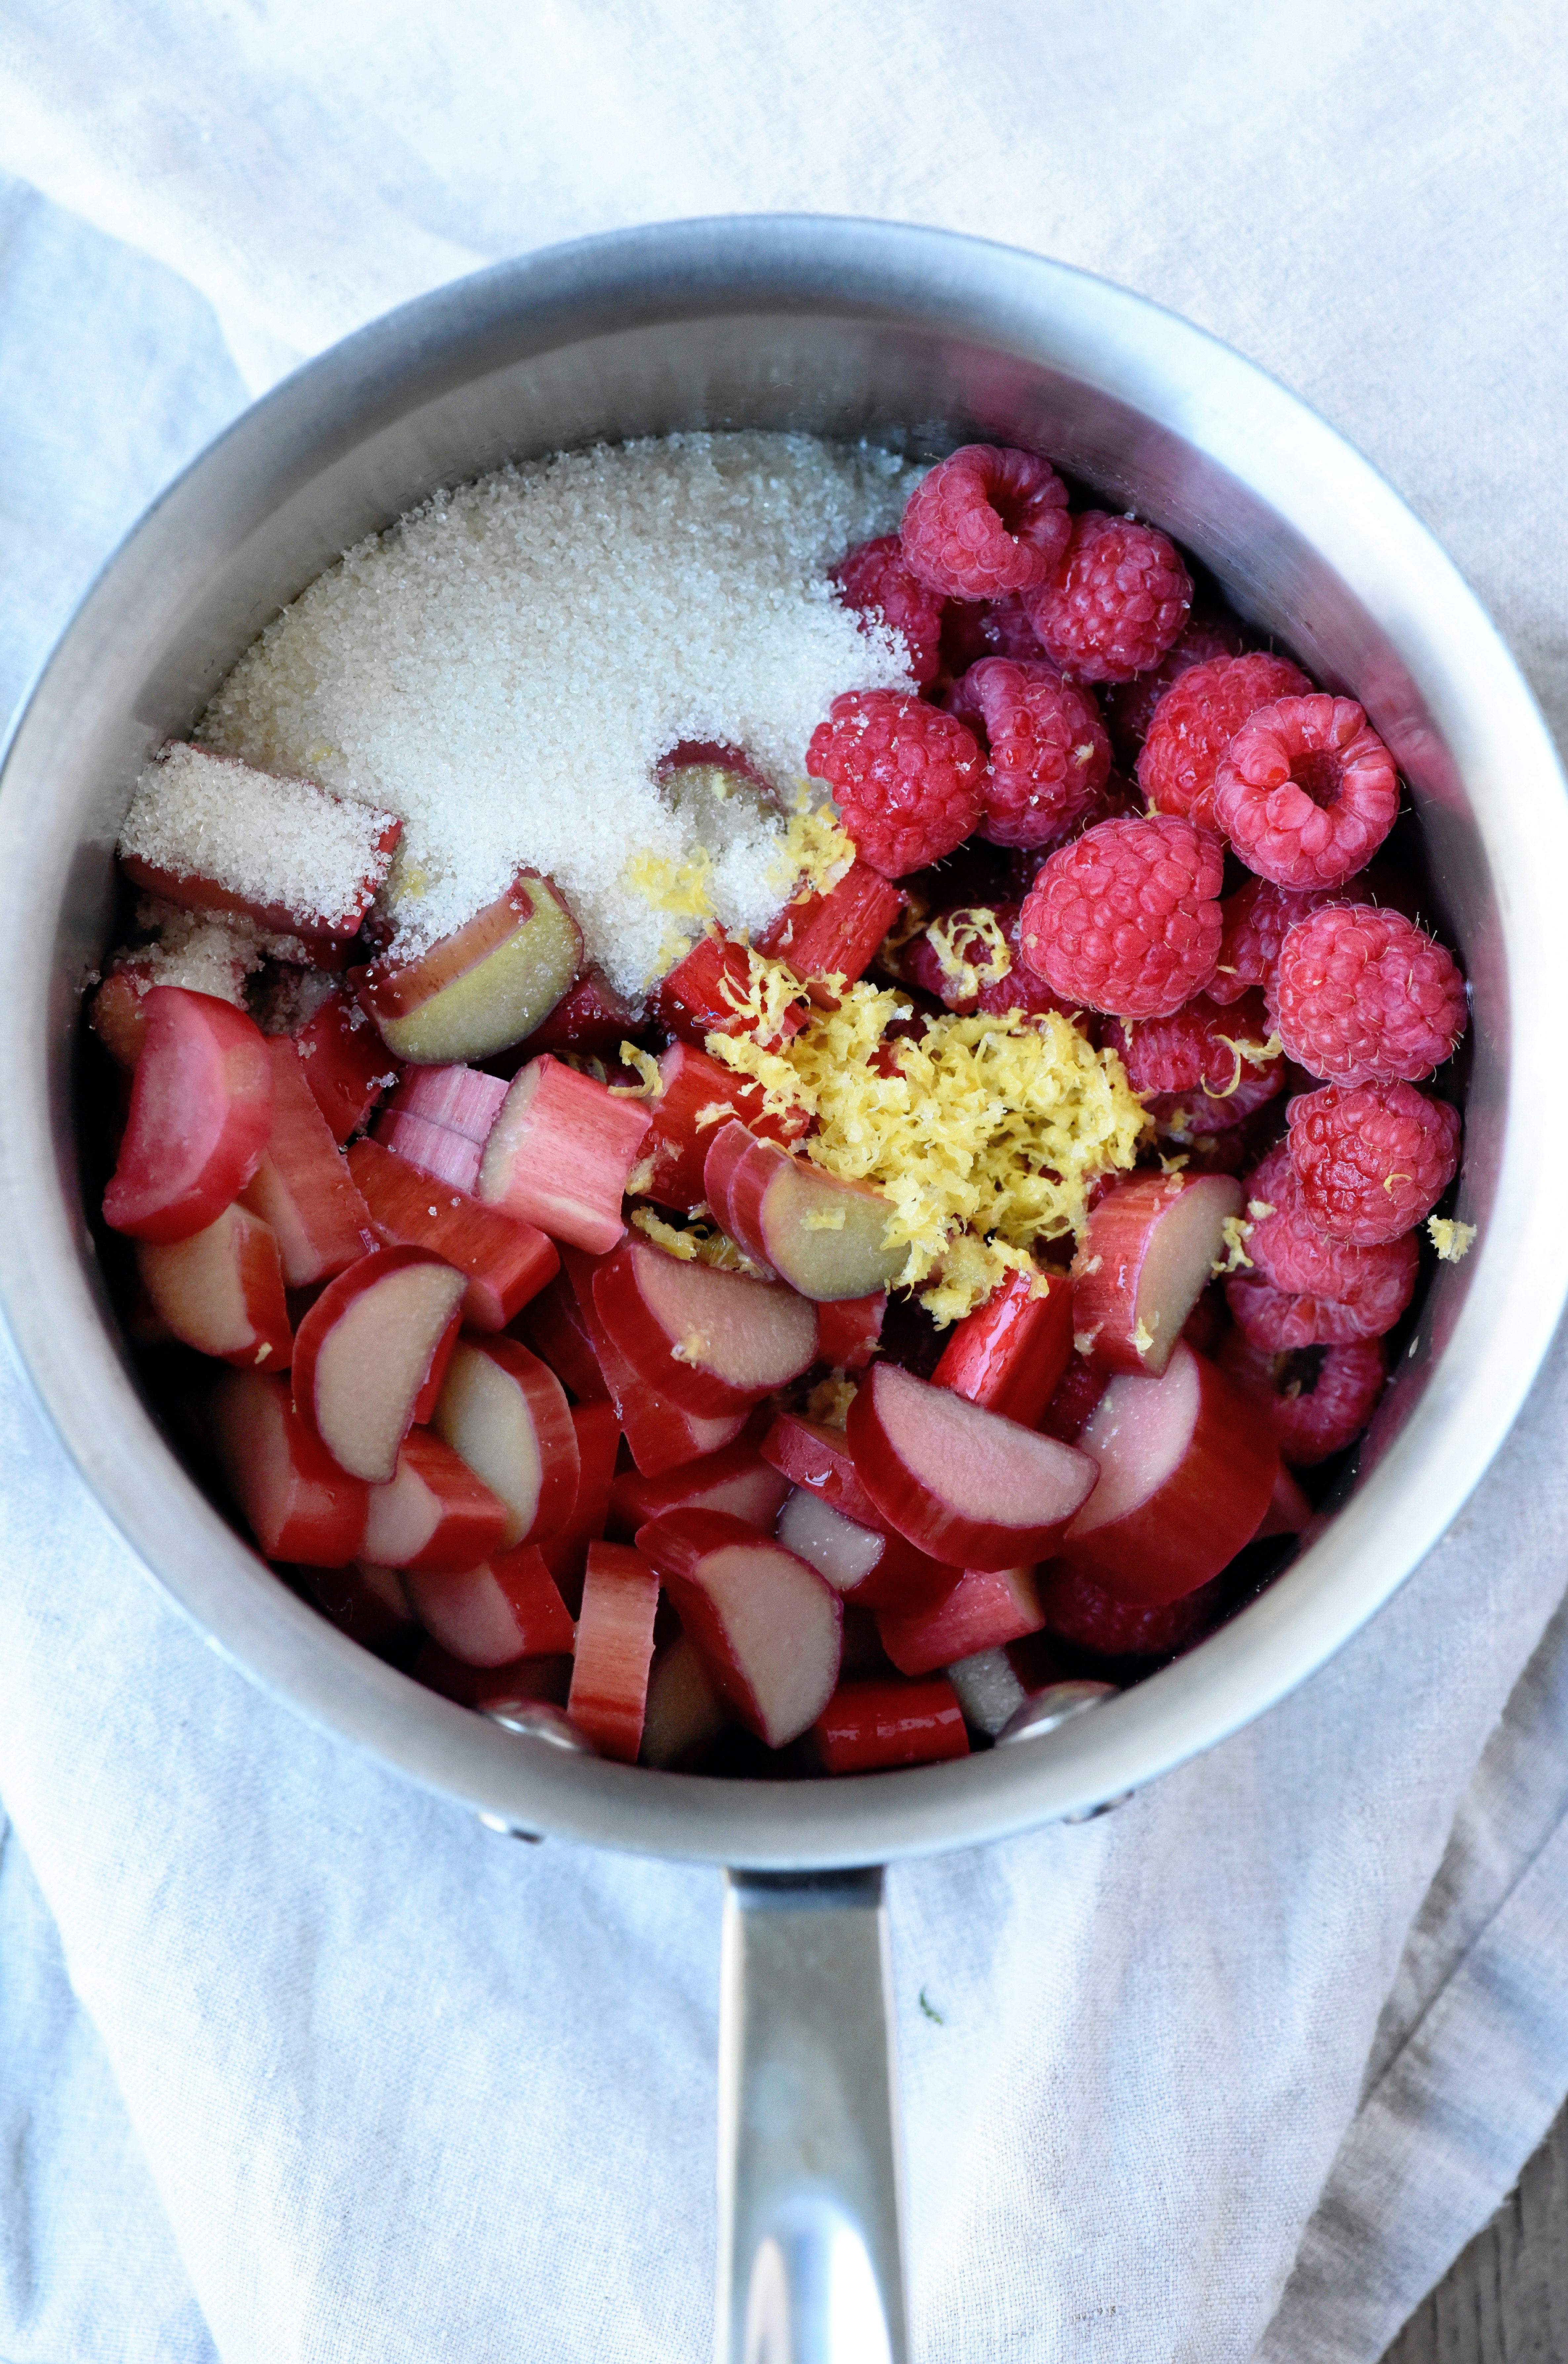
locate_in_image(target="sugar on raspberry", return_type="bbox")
[1217,1330,1386,1466]
[1025,510,1192,685]
[1136,652,1312,830]
[899,445,1071,601]
[948,656,1111,849]
[1273,903,1467,1085]
[1287,1081,1461,1246]
[1017,812,1223,1019]
[830,535,945,687]
[1212,695,1399,889]
[806,689,985,878]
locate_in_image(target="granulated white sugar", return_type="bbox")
[198,434,922,998]
[119,745,398,935]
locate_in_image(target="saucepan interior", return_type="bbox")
[1,217,1564,1868]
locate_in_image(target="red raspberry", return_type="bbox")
[1025,511,1192,685]
[830,536,945,687]
[1102,615,1248,762]
[1136,653,1313,830]
[1017,814,1223,1020]
[1038,1562,1224,1658]
[1144,1059,1286,1143]
[1226,1276,1374,1351]
[1237,1143,1419,1339]
[900,445,1071,601]
[949,657,1111,849]
[1116,987,1278,1098]
[1287,1082,1461,1246]
[1217,1331,1386,1466]
[903,901,1074,1020]
[1212,697,1399,889]
[1206,876,1339,1007]
[1274,904,1467,1085]
[806,690,985,878]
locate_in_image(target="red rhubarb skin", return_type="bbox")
[293,992,397,1142]
[519,967,640,1058]
[102,987,275,1244]
[241,1035,375,1285]
[701,1123,778,1273]
[515,1271,612,1402]
[1071,1171,1244,1377]
[591,1238,817,1418]
[608,1421,785,1539]
[136,1202,293,1370]
[347,1136,558,1330]
[847,1364,1098,1571]
[816,1293,887,1374]
[559,1246,749,1475]
[405,1543,575,1667]
[756,862,906,1006]
[1060,1342,1278,1603]
[478,1054,651,1255]
[412,1640,573,1710]
[213,1369,370,1565]
[292,1247,466,1477]
[642,1041,808,1213]
[439,1334,581,1545]
[811,1676,969,1773]
[876,1565,1046,1677]
[652,931,807,1050]
[356,870,580,1026]
[537,1398,622,1608]
[634,1508,842,1748]
[761,1413,890,1530]
[360,1428,511,1575]
[567,1541,662,1762]
[931,1267,1073,1424]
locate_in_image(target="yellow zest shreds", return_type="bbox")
[926,906,1013,1001]
[805,1372,859,1428]
[716,939,814,1041]
[1133,1319,1157,1354]
[1207,1030,1283,1098]
[764,786,858,902]
[608,1042,663,1098]
[1214,1214,1256,1275]
[621,844,717,922]
[693,1101,735,1130]
[704,958,1146,1320]
[1247,1198,1276,1221]
[628,1206,771,1279]
[1428,1215,1476,1263]
[624,1153,657,1198]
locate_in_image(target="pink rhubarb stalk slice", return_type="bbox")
[292,1247,466,1483]
[212,1368,369,1564]
[559,1247,749,1476]
[756,861,906,1006]
[774,1486,958,1612]
[567,1541,661,1762]
[240,1035,374,1285]
[810,1677,969,1773]
[591,1237,818,1417]
[346,1136,558,1330]
[640,1633,728,1768]
[876,1564,1046,1678]
[702,1121,905,1301]
[639,1039,809,1214]
[137,1202,292,1370]
[1071,1171,1244,1377]
[432,1334,580,1547]
[652,929,807,1051]
[1060,1340,1278,1602]
[478,1054,652,1254]
[537,1397,622,1610]
[102,986,274,1243]
[404,1543,575,1667]
[359,1428,512,1575]
[846,1363,1098,1571]
[515,1270,612,1403]
[356,869,583,1064]
[930,1266,1074,1425]
[609,1426,787,1539]
[760,1412,890,1531]
[634,1508,842,1750]
[291,990,397,1142]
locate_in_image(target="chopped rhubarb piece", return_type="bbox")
[516,1271,612,1402]
[757,862,906,1005]
[119,745,400,948]
[385,1063,509,1143]
[1071,1172,1244,1378]
[877,1564,1046,1678]
[931,1266,1074,1426]
[559,1245,750,1475]
[372,1107,484,1193]
[292,991,397,1142]
[641,1633,729,1767]
[212,1368,369,1565]
[567,1541,661,1762]
[652,930,808,1050]
[810,1676,969,1773]
[609,1425,787,1539]
[240,1036,374,1285]
[592,1237,818,1417]
[356,869,583,1064]
[412,1640,573,1710]
[292,1248,466,1483]
[359,1429,511,1574]
[432,1334,580,1546]
[477,1055,651,1254]
[847,1363,1098,1570]
[102,987,274,1243]
[92,936,253,1069]
[703,1122,905,1302]
[346,1137,557,1330]
[295,1560,415,1651]
[519,967,641,1057]
[634,1508,842,1749]
[944,1634,1065,1737]
[1060,1341,1278,1602]
[760,1412,889,1530]
[640,1040,809,1214]
[537,1398,622,1610]
[1036,1563,1224,1657]
[817,1291,886,1374]
[775,1487,959,1612]
[404,1543,575,1667]
[1255,1463,1312,1540]
[137,1202,292,1370]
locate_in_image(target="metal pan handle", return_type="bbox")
[717,1868,906,2364]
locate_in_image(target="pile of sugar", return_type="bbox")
[200,434,922,998]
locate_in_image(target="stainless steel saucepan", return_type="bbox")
[2,218,1565,2364]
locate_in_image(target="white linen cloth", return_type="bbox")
[2,6,1566,2356]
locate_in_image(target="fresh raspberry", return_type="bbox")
[1102,615,1247,762]
[830,536,945,687]
[1217,1331,1386,1466]
[940,597,1046,675]
[902,901,1073,1020]
[806,690,985,878]
[1287,1082,1461,1246]
[1206,876,1339,1007]
[1037,1354,1107,1442]
[949,657,1111,849]
[1236,1143,1419,1339]
[1226,1276,1369,1351]
[900,445,1071,601]
[1116,987,1278,1098]
[1038,1562,1224,1658]
[1212,697,1399,889]
[1137,653,1313,830]
[1025,511,1192,685]
[1017,814,1223,1019]
[1144,1058,1286,1141]
[1274,904,1467,1085]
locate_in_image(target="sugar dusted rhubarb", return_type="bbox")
[346,1137,557,1330]
[356,870,583,1065]
[478,1055,651,1254]
[567,1541,661,1762]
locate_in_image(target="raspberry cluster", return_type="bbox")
[948,656,1110,849]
